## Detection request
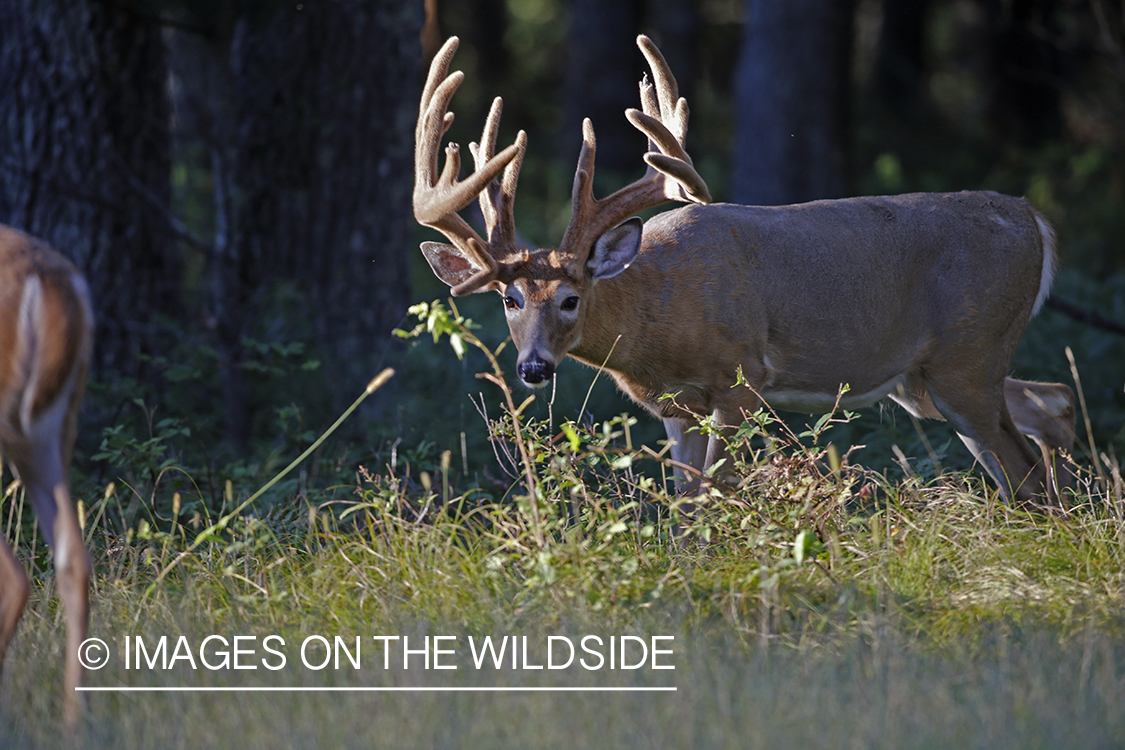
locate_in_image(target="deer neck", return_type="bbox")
[568,273,646,375]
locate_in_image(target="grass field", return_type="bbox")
[1,304,1123,749]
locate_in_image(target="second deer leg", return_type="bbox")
[0,535,31,682]
[705,407,746,486]
[663,416,708,495]
[1004,378,1076,502]
[924,378,1046,505]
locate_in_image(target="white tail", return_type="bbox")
[0,224,92,725]
[414,36,1075,506]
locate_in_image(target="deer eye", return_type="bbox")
[560,296,579,312]
[503,295,520,311]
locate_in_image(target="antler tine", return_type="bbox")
[629,34,709,203]
[558,35,711,271]
[414,36,524,292]
[636,35,678,123]
[565,118,599,238]
[626,109,711,203]
[416,38,459,181]
[470,97,527,255]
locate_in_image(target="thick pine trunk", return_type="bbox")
[0,0,176,372]
[168,1,422,445]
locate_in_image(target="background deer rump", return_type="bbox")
[414,35,1075,506]
[0,224,92,725]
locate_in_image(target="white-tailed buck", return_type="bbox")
[0,225,92,724]
[415,35,1075,505]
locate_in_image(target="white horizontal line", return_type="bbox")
[76,686,677,693]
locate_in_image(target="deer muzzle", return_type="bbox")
[517,355,554,387]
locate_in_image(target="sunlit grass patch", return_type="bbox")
[1,301,1123,747]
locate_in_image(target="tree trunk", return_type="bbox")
[167,0,422,445]
[0,0,176,372]
[561,0,646,172]
[731,0,854,206]
[230,1,420,386]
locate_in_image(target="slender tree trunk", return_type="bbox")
[874,0,931,116]
[561,0,646,171]
[976,0,1064,145]
[731,0,854,205]
[166,14,251,448]
[648,0,699,106]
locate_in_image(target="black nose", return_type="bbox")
[517,356,554,385]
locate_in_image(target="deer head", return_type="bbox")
[414,35,711,388]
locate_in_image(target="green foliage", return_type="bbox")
[3,300,1125,746]
[394,300,479,360]
[8,4,1120,740]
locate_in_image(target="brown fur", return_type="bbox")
[413,34,1074,508]
[0,224,92,726]
[495,193,1075,506]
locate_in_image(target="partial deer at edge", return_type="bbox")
[414,35,1075,506]
[0,224,92,725]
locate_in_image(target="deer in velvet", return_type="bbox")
[0,225,93,725]
[414,35,1075,505]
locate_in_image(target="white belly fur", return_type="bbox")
[759,373,909,414]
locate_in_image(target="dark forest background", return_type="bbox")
[0,0,1122,509]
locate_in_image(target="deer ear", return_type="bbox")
[588,217,642,280]
[420,242,489,292]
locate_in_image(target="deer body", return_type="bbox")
[0,224,92,725]
[414,36,1075,507]
[571,193,1048,420]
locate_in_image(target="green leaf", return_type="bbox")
[561,422,581,452]
[794,530,808,565]
[703,457,727,477]
[604,521,627,537]
[449,332,466,359]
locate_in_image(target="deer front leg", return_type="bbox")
[662,408,746,538]
[0,535,31,682]
[662,416,708,495]
[661,415,710,542]
[705,407,746,486]
[662,408,742,492]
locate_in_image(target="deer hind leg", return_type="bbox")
[920,372,1047,504]
[52,484,89,727]
[13,391,90,723]
[14,461,89,725]
[1003,378,1076,503]
[893,373,1067,505]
